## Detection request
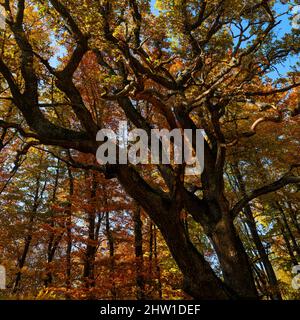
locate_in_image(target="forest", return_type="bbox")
[0,0,299,301]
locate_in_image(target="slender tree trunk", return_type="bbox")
[105,211,117,299]
[276,202,300,257]
[241,221,269,298]
[277,218,299,265]
[65,167,74,296]
[286,201,300,234]
[83,174,98,294]
[13,221,33,293]
[45,160,61,287]
[45,234,63,287]
[253,265,269,298]
[149,221,153,277]
[153,225,162,299]
[231,164,281,300]
[243,206,281,300]
[133,206,145,300]
[14,172,45,292]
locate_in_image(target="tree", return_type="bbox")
[0,0,299,299]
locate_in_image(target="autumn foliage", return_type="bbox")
[0,0,300,300]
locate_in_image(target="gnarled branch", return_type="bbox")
[231,173,300,218]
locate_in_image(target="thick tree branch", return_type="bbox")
[231,174,300,218]
[221,112,283,148]
[245,82,300,97]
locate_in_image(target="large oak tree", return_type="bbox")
[0,0,299,299]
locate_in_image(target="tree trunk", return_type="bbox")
[153,225,162,299]
[231,163,281,299]
[45,160,61,287]
[117,166,233,299]
[133,206,145,300]
[210,212,258,299]
[285,201,300,234]
[149,221,153,277]
[277,217,299,265]
[83,173,98,293]
[66,167,74,295]
[243,206,281,300]
[105,211,117,299]
[13,226,33,293]
[276,202,300,258]
[13,172,45,292]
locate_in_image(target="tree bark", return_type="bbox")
[276,202,300,258]
[118,170,233,299]
[105,211,117,299]
[45,159,61,287]
[231,164,281,300]
[153,225,162,300]
[83,173,98,294]
[66,166,74,295]
[243,206,281,300]
[210,211,258,299]
[277,217,299,265]
[133,206,145,300]
[14,172,45,292]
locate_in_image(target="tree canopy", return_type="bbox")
[0,0,299,300]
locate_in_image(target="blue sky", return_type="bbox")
[268,1,299,78]
[150,0,299,80]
